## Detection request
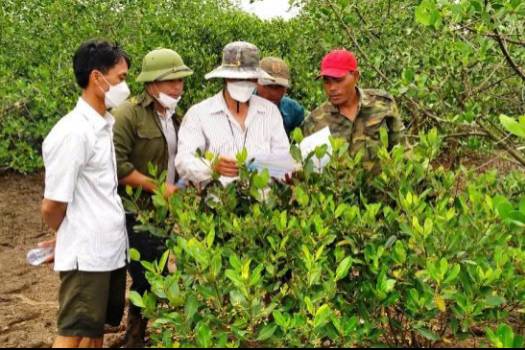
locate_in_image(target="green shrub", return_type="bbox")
[127,130,525,347]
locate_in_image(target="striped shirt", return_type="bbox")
[175,91,290,185]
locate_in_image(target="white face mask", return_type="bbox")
[227,81,256,103]
[157,92,181,113]
[99,75,130,109]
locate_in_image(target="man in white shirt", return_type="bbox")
[175,41,290,186]
[40,40,131,348]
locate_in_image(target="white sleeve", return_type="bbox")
[43,131,88,203]
[269,103,291,154]
[175,108,213,185]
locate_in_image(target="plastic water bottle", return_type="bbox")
[26,246,54,266]
[176,178,187,190]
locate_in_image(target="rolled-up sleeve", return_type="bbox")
[43,131,88,203]
[175,107,213,185]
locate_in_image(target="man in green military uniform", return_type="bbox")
[112,48,193,347]
[304,49,405,170]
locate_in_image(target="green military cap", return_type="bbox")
[259,57,291,88]
[136,48,193,83]
[205,41,272,80]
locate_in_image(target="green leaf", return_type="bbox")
[315,144,328,159]
[335,256,353,281]
[236,147,248,164]
[128,291,145,308]
[290,144,303,162]
[291,128,304,143]
[335,203,348,218]
[494,195,514,220]
[416,327,440,341]
[314,304,332,329]
[253,169,270,189]
[415,0,441,27]
[272,310,289,329]
[185,295,199,322]
[141,261,156,273]
[249,264,264,287]
[393,241,406,264]
[294,186,310,207]
[158,249,170,273]
[196,323,212,348]
[304,296,315,316]
[256,324,277,341]
[210,252,222,279]
[229,254,242,270]
[129,248,141,262]
[206,227,215,248]
[519,197,525,215]
[443,264,461,284]
[485,295,506,307]
[225,269,244,288]
[500,115,525,139]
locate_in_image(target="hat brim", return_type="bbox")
[136,66,194,83]
[205,67,272,80]
[317,68,352,79]
[157,70,194,81]
[259,77,290,88]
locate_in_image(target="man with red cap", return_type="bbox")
[304,49,405,171]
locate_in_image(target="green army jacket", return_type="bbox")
[304,88,405,170]
[112,92,183,183]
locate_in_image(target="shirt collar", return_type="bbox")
[326,87,367,117]
[157,110,174,122]
[76,98,114,132]
[137,91,155,108]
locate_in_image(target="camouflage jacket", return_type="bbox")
[304,88,405,170]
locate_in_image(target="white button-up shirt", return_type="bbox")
[157,112,177,184]
[43,98,128,272]
[175,92,290,185]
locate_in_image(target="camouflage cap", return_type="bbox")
[259,57,290,88]
[205,41,272,80]
[136,48,193,83]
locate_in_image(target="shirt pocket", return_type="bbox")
[364,115,386,139]
[137,125,163,140]
[134,126,165,161]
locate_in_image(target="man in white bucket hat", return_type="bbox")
[175,41,290,186]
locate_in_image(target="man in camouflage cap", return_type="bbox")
[257,57,305,137]
[112,48,193,347]
[304,49,405,171]
[176,41,289,186]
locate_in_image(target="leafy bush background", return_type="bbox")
[127,130,525,347]
[2,0,525,172]
[2,0,524,346]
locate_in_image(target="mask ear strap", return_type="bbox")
[94,71,108,94]
[152,82,161,99]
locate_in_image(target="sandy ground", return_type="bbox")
[0,173,127,348]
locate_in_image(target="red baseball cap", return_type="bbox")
[319,49,358,78]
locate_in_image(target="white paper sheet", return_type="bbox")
[299,127,332,171]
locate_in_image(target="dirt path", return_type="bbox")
[0,173,126,348]
[0,173,57,347]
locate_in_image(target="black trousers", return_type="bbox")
[126,214,166,316]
